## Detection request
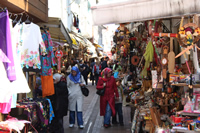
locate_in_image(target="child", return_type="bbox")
[112,78,124,126]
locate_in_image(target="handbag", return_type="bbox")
[73,75,89,97]
[96,82,106,96]
[96,87,105,96]
[81,86,89,97]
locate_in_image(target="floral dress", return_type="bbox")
[40,31,56,76]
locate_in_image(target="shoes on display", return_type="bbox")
[69,124,74,128]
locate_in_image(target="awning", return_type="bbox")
[69,34,78,45]
[91,0,200,25]
[37,17,72,47]
[70,32,89,47]
[93,43,102,48]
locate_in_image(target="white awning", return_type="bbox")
[91,0,200,25]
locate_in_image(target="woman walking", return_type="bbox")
[49,73,68,133]
[96,68,119,128]
[67,66,86,129]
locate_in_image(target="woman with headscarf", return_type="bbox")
[67,66,86,129]
[96,68,119,128]
[49,73,68,133]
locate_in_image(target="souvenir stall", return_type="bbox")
[0,7,63,132]
[111,15,200,132]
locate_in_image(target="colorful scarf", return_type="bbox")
[69,66,81,83]
[101,67,112,81]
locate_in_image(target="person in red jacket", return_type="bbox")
[96,68,119,128]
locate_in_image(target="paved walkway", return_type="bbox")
[63,81,132,133]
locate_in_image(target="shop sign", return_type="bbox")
[55,50,63,71]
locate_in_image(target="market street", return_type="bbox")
[63,81,132,133]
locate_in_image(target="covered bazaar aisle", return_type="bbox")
[63,81,131,133]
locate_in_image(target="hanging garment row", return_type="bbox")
[0,8,57,115]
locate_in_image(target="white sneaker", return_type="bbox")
[79,125,84,129]
[69,124,74,128]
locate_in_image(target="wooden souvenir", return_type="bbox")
[163,46,169,55]
[168,38,175,74]
[162,45,169,79]
[161,57,168,66]
[131,56,139,65]
[162,68,167,79]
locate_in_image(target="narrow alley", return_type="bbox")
[63,81,132,133]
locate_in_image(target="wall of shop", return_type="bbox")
[0,0,48,23]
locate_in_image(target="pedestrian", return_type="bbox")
[67,66,86,129]
[49,73,68,133]
[92,61,101,85]
[101,57,109,71]
[90,59,95,85]
[80,61,89,85]
[96,68,119,128]
[113,61,122,79]
[112,78,124,126]
[65,61,72,76]
[100,57,104,66]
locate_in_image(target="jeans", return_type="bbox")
[95,74,100,85]
[69,104,83,125]
[104,102,112,125]
[69,111,83,125]
[83,74,88,85]
[112,103,123,124]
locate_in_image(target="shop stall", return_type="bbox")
[0,6,68,132]
[109,11,200,133]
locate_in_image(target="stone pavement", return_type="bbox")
[63,81,132,133]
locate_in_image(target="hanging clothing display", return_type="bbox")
[41,31,56,76]
[41,75,55,97]
[0,10,16,81]
[0,61,12,103]
[14,22,47,72]
[10,19,30,94]
[40,31,56,97]
[0,61,12,114]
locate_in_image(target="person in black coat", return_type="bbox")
[49,73,68,133]
[101,57,109,71]
[80,61,89,85]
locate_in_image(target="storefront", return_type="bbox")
[91,0,200,132]
[0,2,70,132]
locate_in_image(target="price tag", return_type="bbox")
[55,50,63,71]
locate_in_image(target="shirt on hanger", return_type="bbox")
[16,23,47,70]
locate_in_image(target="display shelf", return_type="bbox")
[171,83,200,88]
[173,129,200,133]
[180,112,200,117]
